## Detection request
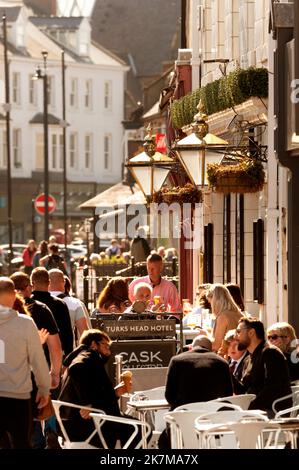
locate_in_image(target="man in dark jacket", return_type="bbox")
[58,329,138,448]
[235,317,292,416]
[30,268,73,358]
[165,335,233,411]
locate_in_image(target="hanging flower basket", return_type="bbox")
[207,159,265,194]
[152,183,203,205]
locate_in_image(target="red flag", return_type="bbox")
[156,133,167,154]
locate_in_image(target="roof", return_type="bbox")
[79,182,144,209]
[0,6,21,22]
[29,16,84,30]
[142,101,161,120]
[91,0,180,77]
[29,112,62,125]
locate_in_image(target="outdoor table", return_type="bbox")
[175,326,201,347]
[127,398,170,448]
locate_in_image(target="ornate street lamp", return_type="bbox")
[175,101,228,187]
[127,124,174,201]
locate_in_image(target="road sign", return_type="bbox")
[34,193,56,215]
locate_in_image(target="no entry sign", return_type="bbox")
[34,193,56,215]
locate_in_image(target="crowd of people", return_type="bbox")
[1,235,299,449]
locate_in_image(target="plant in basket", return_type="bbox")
[152,183,203,205]
[207,158,265,194]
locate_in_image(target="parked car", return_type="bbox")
[58,244,87,260]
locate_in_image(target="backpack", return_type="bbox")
[46,254,67,275]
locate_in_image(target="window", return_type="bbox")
[47,76,55,108]
[85,134,92,170]
[35,133,44,170]
[12,72,21,105]
[70,78,78,108]
[0,130,7,169]
[104,81,112,110]
[84,79,92,109]
[104,134,111,170]
[51,134,63,171]
[29,74,37,106]
[12,129,22,168]
[69,133,77,169]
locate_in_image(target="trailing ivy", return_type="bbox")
[170,67,268,129]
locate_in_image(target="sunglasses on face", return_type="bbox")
[267,334,287,341]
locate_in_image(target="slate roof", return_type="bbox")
[0,6,21,22]
[30,16,84,30]
[91,0,180,77]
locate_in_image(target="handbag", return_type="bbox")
[35,397,55,421]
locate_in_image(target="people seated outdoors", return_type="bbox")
[94,277,131,314]
[206,283,243,352]
[129,253,181,313]
[122,283,153,316]
[182,284,211,327]
[58,329,143,448]
[157,246,165,259]
[158,334,233,448]
[164,247,177,262]
[267,322,299,382]
[234,317,292,416]
[105,239,121,259]
[219,329,249,385]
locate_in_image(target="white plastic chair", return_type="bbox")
[90,412,152,449]
[174,401,242,412]
[200,419,277,449]
[272,390,299,416]
[52,400,105,449]
[163,403,242,449]
[196,410,268,449]
[214,394,256,410]
[164,410,207,449]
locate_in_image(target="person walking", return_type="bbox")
[0,277,50,448]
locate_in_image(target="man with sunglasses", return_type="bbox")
[235,317,292,416]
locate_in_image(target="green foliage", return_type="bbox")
[170,67,268,129]
[206,158,266,193]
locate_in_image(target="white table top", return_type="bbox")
[127,398,169,412]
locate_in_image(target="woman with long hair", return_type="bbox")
[22,240,37,275]
[207,283,243,352]
[97,277,130,313]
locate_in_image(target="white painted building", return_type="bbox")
[0,3,128,241]
[185,0,285,326]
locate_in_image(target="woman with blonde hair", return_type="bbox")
[267,322,299,381]
[207,283,243,352]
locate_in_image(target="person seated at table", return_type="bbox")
[235,317,292,416]
[207,284,243,352]
[58,329,145,448]
[96,277,131,313]
[158,335,233,448]
[128,253,181,313]
[219,329,249,385]
[267,322,299,382]
[123,283,153,314]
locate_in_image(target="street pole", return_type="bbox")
[42,51,49,241]
[61,50,68,252]
[2,14,13,274]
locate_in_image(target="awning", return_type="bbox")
[79,182,145,209]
